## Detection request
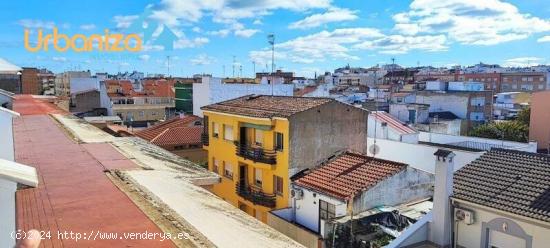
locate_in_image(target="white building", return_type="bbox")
[0,107,38,247]
[368,111,419,144]
[192,76,294,117]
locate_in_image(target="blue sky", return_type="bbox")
[1,0,549,77]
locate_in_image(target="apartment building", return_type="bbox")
[20,67,42,95]
[501,72,549,92]
[0,58,21,94]
[54,71,92,96]
[201,95,368,222]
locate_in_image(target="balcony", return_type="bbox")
[235,183,276,208]
[201,133,209,146]
[235,143,276,165]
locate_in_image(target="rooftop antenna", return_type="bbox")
[232,55,236,78]
[239,65,243,78]
[252,61,256,76]
[268,34,275,96]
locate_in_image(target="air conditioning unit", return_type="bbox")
[454,208,474,225]
[291,189,304,200]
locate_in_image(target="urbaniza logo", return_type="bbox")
[24,28,142,52]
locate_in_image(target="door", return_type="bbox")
[239,164,247,187]
[240,127,247,144]
[408,110,416,123]
[488,230,526,248]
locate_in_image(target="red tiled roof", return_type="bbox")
[201,95,334,118]
[294,152,407,200]
[371,112,417,135]
[135,115,203,146]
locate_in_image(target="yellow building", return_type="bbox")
[201,95,368,222]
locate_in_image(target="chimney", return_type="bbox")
[430,149,455,247]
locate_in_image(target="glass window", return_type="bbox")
[273,175,283,195]
[212,158,219,174]
[223,162,233,179]
[224,125,233,141]
[319,200,335,220]
[212,122,219,138]
[275,132,284,151]
[255,129,263,146]
[254,168,262,187]
[538,84,545,90]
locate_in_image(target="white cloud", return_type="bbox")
[139,54,151,61]
[503,57,545,67]
[392,0,550,45]
[113,15,139,29]
[192,27,202,32]
[17,19,55,29]
[52,57,67,62]
[80,24,96,31]
[253,19,263,25]
[249,27,449,64]
[207,29,231,37]
[190,54,216,65]
[174,37,210,49]
[288,8,358,29]
[537,35,550,43]
[234,28,260,38]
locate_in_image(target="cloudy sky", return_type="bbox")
[1,0,549,77]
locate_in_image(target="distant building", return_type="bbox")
[494,92,530,120]
[192,76,294,117]
[368,111,419,143]
[135,115,206,164]
[55,71,92,97]
[383,69,418,84]
[256,70,295,83]
[456,72,502,92]
[529,91,550,153]
[201,95,368,222]
[38,69,56,95]
[500,72,549,92]
[21,67,42,95]
[0,58,22,94]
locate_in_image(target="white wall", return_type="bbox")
[70,77,100,94]
[418,132,537,152]
[367,115,419,144]
[0,112,14,161]
[455,202,550,248]
[0,178,17,248]
[416,94,468,119]
[292,186,347,234]
[366,138,483,173]
[193,77,294,117]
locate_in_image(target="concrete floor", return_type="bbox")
[13,95,175,247]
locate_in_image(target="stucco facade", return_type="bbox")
[529,91,550,152]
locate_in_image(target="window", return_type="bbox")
[471,97,485,106]
[319,200,335,220]
[223,162,233,179]
[139,111,144,117]
[224,125,234,141]
[275,132,284,151]
[254,168,262,187]
[212,159,219,174]
[538,84,545,90]
[255,129,263,146]
[512,84,518,89]
[212,122,219,138]
[273,175,283,196]
[520,84,533,91]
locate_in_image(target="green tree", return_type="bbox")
[469,121,529,143]
[516,107,530,126]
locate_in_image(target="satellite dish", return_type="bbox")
[369,144,380,155]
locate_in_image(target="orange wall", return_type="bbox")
[529,91,550,151]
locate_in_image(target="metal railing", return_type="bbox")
[235,143,276,164]
[201,133,209,146]
[235,183,276,208]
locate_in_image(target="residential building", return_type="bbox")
[135,115,207,164]
[416,89,493,131]
[383,69,418,84]
[501,72,549,92]
[0,58,22,94]
[256,70,295,83]
[201,95,368,222]
[456,72,502,92]
[388,149,550,248]
[494,92,530,120]
[417,111,464,135]
[54,71,92,96]
[70,89,102,113]
[38,68,56,95]
[268,151,433,247]
[21,67,41,95]
[529,91,550,153]
[174,78,201,113]
[192,76,294,117]
[368,111,419,143]
[106,79,175,126]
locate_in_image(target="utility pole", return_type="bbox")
[252,61,256,76]
[267,34,275,95]
[232,56,236,78]
[166,56,171,77]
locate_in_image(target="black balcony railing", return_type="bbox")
[235,143,276,164]
[235,183,276,208]
[201,133,209,146]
